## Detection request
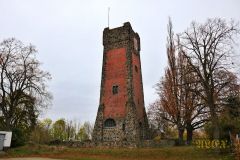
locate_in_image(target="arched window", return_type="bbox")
[104,118,116,128]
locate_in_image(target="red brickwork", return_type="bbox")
[102,48,128,118]
[132,52,144,119]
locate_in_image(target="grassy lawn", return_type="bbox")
[0,144,234,160]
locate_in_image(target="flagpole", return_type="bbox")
[108,7,110,28]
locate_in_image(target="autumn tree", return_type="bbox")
[156,19,187,143]
[155,19,209,144]
[179,18,240,139]
[0,38,51,138]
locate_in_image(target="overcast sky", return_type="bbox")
[0,0,239,124]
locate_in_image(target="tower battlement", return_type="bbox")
[103,22,140,52]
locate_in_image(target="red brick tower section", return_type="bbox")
[93,22,149,147]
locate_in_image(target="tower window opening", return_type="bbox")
[104,118,116,128]
[122,123,125,131]
[112,85,119,94]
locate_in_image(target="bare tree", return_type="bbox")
[65,120,76,140]
[179,18,240,139]
[175,52,205,143]
[147,100,170,138]
[0,38,52,131]
[83,121,93,140]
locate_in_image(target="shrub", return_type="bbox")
[11,128,26,147]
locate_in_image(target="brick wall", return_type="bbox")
[102,48,127,118]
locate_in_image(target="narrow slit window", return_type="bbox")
[135,65,138,72]
[122,123,125,131]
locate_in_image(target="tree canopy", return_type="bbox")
[0,38,52,132]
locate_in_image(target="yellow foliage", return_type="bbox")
[153,135,161,142]
[234,138,240,160]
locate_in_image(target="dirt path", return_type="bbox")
[0,158,64,160]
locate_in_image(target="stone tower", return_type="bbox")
[93,22,149,147]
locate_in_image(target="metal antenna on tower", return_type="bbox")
[108,7,110,28]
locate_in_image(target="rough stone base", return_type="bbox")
[49,139,175,148]
[94,141,138,148]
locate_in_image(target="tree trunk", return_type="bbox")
[212,116,220,140]
[5,118,11,131]
[186,125,193,145]
[209,103,220,139]
[211,111,221,153]
[178,128,184,145]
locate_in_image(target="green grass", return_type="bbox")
[0,144,234,160]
